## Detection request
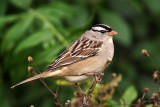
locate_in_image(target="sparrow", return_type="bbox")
[11,24,118,88]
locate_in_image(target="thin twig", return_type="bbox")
[30,71,62,107]
[148,56,159,71]
[29,60,62,107]
[31,61,56,96]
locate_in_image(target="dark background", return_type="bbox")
[1,0,160,106]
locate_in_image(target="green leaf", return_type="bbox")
[0,17,6,31]
[99,9,132,46]
[35,45,64,65]
[0,14,22,30]
[0,0,7,15]
[143,0,160,16]
[120,86,138,107]
[1,14,34,52]
[146,104,153,107]
[9,0,32,9]
[67,4,89,28]
[14,30,53,54]
[37,2,74,25]
[105,100,119,107]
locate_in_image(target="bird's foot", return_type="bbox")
[85,72,104,84]
[95,75,103,84]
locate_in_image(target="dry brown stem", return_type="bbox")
[28,56,62,107]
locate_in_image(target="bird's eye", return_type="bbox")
[100,30,106,33]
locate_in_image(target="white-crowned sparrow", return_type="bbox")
[11,24,118,88]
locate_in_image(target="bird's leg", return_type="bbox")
[85,72,104,83]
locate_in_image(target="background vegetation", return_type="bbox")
[1,0,160,106]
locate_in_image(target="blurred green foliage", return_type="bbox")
[1,0,160,107]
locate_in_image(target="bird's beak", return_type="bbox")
[109,30,118,36]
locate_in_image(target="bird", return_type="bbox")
[11,24,118,89]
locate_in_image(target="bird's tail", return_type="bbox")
[11,70,60,88]
[11,73,45,88]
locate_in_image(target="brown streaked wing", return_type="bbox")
[46,37,102,71]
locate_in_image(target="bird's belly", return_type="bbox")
[65,56,107,76]
[64,75,93,83]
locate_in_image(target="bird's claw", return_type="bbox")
[95,75,103,84]
[84,72,104,83]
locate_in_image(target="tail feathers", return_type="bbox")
[11,69,61,89]
[11,73,44,89]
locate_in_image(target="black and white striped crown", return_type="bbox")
[91,24,112,33]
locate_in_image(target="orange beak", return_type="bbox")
[109,30,118,36]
